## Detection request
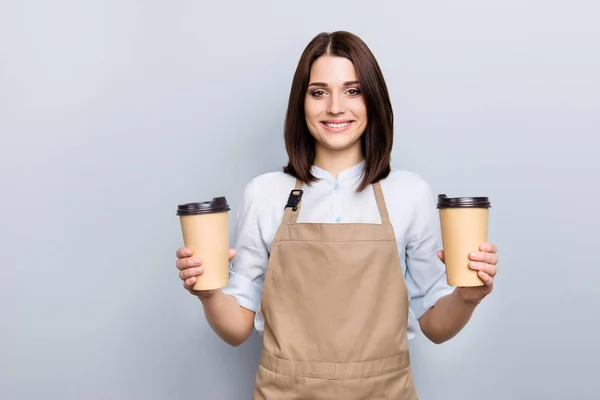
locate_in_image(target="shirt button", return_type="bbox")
[333,183,339,191]
[334,217,341,223]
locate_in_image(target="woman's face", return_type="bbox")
[304,55,367,155]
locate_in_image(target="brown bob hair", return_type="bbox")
[282,31,394,192]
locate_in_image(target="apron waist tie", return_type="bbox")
[260,349,410,380]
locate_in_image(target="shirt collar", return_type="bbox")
[311,160,365,182]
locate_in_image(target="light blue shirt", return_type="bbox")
[222,161,455,340]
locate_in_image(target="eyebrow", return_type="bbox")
[308,80,361,88]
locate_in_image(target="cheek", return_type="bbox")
[304,103,322,126]
[355,110,368,127]
[357,110,367,122]
[351,101,367,123]
[304,98,317,111]
[304,102,320,136]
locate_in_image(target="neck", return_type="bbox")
[313,144,364,179]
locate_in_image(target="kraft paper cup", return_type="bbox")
[437,194,491,287]
[177,197,230,291]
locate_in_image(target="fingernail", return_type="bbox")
[198,268,204,273]
[469,262,477,269]
[193,258,200,264]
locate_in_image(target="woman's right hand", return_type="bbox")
[175,247,236,298]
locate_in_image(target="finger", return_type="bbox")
[176,248,193,258]
[480,242,497,254]
[179,267,204,281]
[184,277,196,290]
[437,250,445,263]
[176,257,202,270]
[469,251,498,265]
[478,271,494,286]
[469,261,497,277]
[229,249,236,261]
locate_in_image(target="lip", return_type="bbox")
[320,120,354,133]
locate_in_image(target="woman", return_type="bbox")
[175,31,499,399]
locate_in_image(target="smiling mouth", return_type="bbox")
[322,121,353,129]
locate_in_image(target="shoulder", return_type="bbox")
[238,171,296,239]
[243,171,296,198]
[250,171,296,190]
[381,169,439,242]
[380,168,434,203]
[240,170,297,211]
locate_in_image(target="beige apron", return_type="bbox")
[253,179,418,400]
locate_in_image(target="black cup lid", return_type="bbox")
[437,194,491,209]
[177,197,230,216]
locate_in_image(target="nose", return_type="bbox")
[327,93,345,115]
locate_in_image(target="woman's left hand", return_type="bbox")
[437,242,499,305]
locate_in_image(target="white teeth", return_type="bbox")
[324,122,351,128]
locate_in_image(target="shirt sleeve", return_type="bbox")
[221,179,268,312]
[404,179,455,320]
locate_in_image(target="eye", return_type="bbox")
[311,89,326,97]
[346,88,361,96]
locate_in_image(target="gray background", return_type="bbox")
[1,0,598,399]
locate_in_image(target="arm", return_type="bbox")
[419,244,498,344]
[178,247,256,346]
[418,289,477,344]
[210,178,268,346]
[404,179,498,344]
[199,291,256,347]
[178,179,267,347]
[403,178,467,344]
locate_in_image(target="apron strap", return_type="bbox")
[285,179,304,224]
[373,182,391,224]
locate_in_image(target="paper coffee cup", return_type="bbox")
[437,194,491,287]
[177,197,230,291]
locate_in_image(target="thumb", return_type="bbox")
[437,250,445,263]
[228,248,237,260]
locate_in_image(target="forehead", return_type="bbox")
[309,55,358,84]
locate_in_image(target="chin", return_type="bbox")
[319,138,360,151]
[320,132,360,147]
